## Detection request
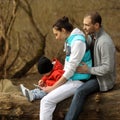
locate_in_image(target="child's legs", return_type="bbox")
[40,80,84,120]
[31,88,47,100]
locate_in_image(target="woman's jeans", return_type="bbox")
[65,78,99,120]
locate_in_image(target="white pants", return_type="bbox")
[40,80,84,120]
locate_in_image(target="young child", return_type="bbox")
[20,56,64,102]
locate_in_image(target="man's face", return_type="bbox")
[83,16,95,35]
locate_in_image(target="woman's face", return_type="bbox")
[52,28,67,41]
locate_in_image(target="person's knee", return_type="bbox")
[74,88,86,99]
[40,97,46,105]
[41,96,49,105]
[41,96,53,106]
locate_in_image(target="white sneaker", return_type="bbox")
[25,89,34,102]
[20,84,28,96]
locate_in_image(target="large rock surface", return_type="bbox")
[0,79,120,120]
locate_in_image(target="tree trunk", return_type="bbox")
[0,88,120,120]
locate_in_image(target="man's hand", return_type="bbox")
[76,62,89,73]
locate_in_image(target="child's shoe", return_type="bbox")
[25,89,34,102]
[20,84,28,96]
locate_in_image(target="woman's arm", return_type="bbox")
[63,40,86,79]
[40,76,67,93]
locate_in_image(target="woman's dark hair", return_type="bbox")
[85,12,102,27]
[53,16,73,32]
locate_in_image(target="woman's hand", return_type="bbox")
[40,86,53,93]
[38,79,45,87]
[40,76,67,93]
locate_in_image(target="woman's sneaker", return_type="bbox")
[25,89,34,102]
[20,84,28,96]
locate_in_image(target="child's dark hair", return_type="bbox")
[37,56,53,74]
[53,16,73,32]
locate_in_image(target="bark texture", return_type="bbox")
[0,83,120,120]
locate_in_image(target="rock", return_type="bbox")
[0,88,120,120]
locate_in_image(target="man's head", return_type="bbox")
[83,12,102,35]
[37,56,53,75]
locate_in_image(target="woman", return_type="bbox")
[39,16,92,120]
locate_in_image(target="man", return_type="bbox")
[65,11,116,120]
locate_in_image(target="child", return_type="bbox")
[20,56,64,102]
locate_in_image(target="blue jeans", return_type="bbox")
[31,88,47,100]
[65,78,99,120]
